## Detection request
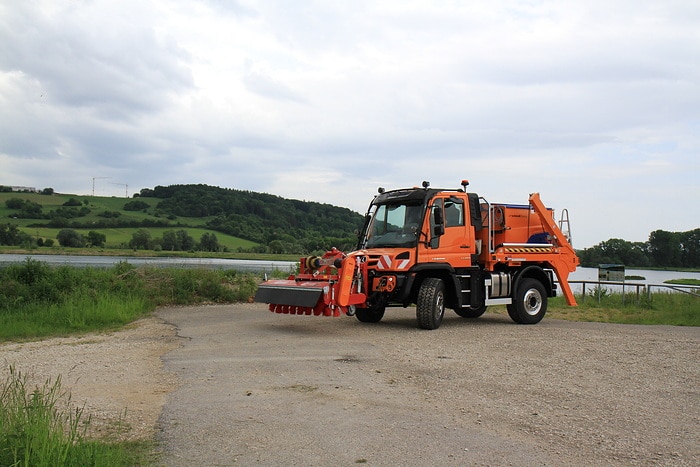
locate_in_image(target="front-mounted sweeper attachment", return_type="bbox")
[253,248,367,317]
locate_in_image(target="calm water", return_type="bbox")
[0,254,296,274]
[1,254,698,290]
[570,267,700,284]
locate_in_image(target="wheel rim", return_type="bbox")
[523,288,542,316]
[435,292,445,318]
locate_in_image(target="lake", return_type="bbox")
[0,254,297,274]
[1,254,698,291]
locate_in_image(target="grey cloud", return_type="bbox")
[0,2,193,120]
[242,68,307,104]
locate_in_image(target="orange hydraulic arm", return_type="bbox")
[529,193,579,306]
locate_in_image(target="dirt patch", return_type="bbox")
[0,317,180,441]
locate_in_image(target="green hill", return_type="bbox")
[0,184,364,255]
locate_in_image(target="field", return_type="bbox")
[0,191,258,251]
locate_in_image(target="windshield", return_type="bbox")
[365,203,424,248]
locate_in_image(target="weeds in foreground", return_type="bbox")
[0,366,152,466]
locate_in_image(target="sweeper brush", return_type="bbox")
[253,248,367,317]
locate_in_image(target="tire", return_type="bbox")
[454,304,487,318]
[416,278,446,330]
[507,278,547,324]
[355,306,385,323]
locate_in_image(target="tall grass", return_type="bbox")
[0,366,151,466]
[0,258,259,341]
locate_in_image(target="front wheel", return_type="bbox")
[507,278,547,324]
[416,278,445,330]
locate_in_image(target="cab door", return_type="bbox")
[424,195,474,268]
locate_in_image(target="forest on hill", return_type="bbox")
[138,184,363,253]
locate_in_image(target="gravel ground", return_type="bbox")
[1,303,698,466]
[0,318,180,441]
[156,304,699,466]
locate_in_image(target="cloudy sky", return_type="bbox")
[1,0,698,248]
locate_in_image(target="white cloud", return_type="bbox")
[0,0,698,247]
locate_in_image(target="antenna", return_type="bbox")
[92,177,111,196]
[110,183,129,198]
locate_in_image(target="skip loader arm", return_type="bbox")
[529,193,580,306]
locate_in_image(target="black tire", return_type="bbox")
[355,306,385,323]
[507,278,547,324]
[454,304,487,318]
[416,278,446,330]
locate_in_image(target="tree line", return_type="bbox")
[138,184,363,253]
[0,223,221,252]
[577,229,700,268]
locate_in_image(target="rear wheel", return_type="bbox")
[507,278,547,324]
[416,278,445,330]
[355,306,385,323]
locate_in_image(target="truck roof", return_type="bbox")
[372,187,464,206]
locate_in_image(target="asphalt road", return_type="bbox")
[155,303,699,466]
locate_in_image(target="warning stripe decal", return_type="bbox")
[377,255,390,270]
[375,255,411,270]
[504,247,554,254]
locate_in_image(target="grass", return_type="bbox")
[0,192,156,228]
[15,227,257,252]
[0,366,154,466]
[544,290,700,326]
[666,278,700,286]
[0,191,260,252]
[0,258,259,341]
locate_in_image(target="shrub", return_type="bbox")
[57,229,86,248]
[123,200,150,211]
[128,229,152,250]
[62,197,82,206]
[87,231,106,247]
[5,198,26,209]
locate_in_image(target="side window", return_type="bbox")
[430,199,443,230]
[444,200,464,227]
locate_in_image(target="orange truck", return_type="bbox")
[254,180,579,329]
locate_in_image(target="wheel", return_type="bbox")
[454,304,487,318]
[355,306,385,323]
[416,278,446,330]
[507,278,547,324]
